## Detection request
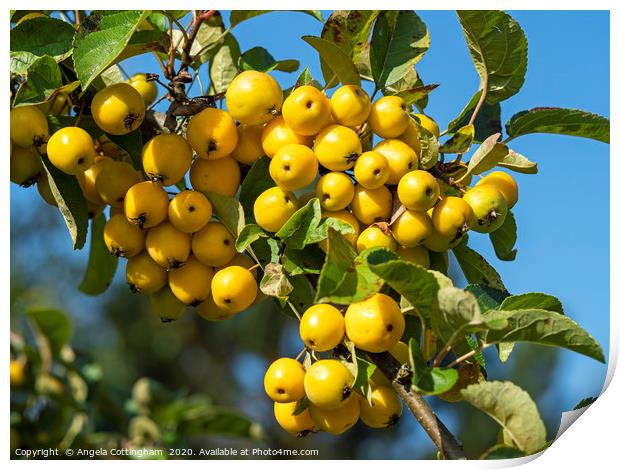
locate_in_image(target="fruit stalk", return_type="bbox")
[367,352,465,460]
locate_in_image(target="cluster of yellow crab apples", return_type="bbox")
[10,69,518,437]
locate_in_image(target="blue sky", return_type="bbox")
[11,10,610,450]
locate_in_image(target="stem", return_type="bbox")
[147,93,170,112]
[152,52,168,77]
[322,75,337,92]
[195,73,205,96]
[502,135,514,145]
[445,344,487,369]
[467,83,488,126]
[368,352,465,460]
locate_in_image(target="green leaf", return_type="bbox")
[483,309,605,362]
[573,397,596,410]
[308,217,356,246]
[13,56,78,106]
[229,10,323,27]
[480,445,526,460]
[505,108,610,144]
[414,368,459,396]
[366,256,440,327]
[457,11,528,104]
[26,308,73,356]
[235,224,270,253]
[428,251,449,275]
[251,237,280,267]
[351,356,377,399]
[500,293,563,314]
[48,115,101,138]
[452,244,506,291]
[294,67,315,87]
[285,274,315,316]
[370,11,430,89]
[462,381,546,454]
[210,33,241,93]
[394,84,439,108]
[432,287,485,348]
[282,244,325,276]
[79,214,118,295]
[106,130,143,171]
[412,118,439,169]
[447,90,502,143]
[489,210,517,261]
[204,192,245,237]
[192,12,225,67]
[497,149,538,174]
[320,10,380,88]
[239,47,299,73]
[260,263,293,298]
[302,36,360,86]
[440,124,475,154]
[275,198,322,250]
[458,133,508,182]
[465,284,510,314]
[10,17,75,75]
[238,157,274,221]
[41,156,89,250]
[73,10,149,90]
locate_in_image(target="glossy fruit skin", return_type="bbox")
[37,173,57,206]
[330,85,371,128]
[146,222,191,269]
[304,360,354,410]
[391,210,433,248]
[10,106,49,149]
[350,185,392,225]
[344,293,405,353]
[37,92,71,115]
[264,357,306,403]
[124,181,169,229]
[423,230,465,252]
[96,161,141,205]
[169,256,214,305]
[127,73,158,105]
[413,114,440,138]
[269,144,318,191]
[103,214,145,258]
[78,156,113,204]
[168,190,212,233]
[47,127,95,175]
[374,139,419,185]
[187,108,238,159]
[189,156,241,197]
[397,118,422,157]
[211,266,258,314]
[125,252,168,294]
[10,145,42,186]
[192,222,236,267]
[282,85,331,136]
[149,285,186,322]
[319,210,359,251]
[397,170,440,211]
[359,385,403,428]
[273,402,316,436]
[463,185,507,233]
[253,187,298,233]
[396,245,430,268]
[91,83,145,135]
[431,196,474,237]
[299,304,345,352]
[230,124,265,165]
[142,134,192,186]
[368,96,409,138]
[226,70,283,125]
[261,115,313,158]
[195,296,235,321]
[356,225,397,253]
[477,171,518,208]
[314,124,362,171]
[315,172,355,211]
[308,395,360,435]
[389,341,411,365]
[354,151,391,189]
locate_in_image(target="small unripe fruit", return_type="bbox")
[10,145,42,186]
[397,170,440,211]
[304,359,354,410]
[356,225,397,253]
[127,73,158,105]
[189,156,241,197]
[253,187,298,233]
[315,172,355,211]
[211,266,258,314]
[264,357,306,403]
[142,134,192,186]
[413,113,440,138]
[345,293,405,353]
[350,185,392,225]
[314,124,362,171]
[124,181,169,229]
[168,190,212,233]
[195,296,235,321]
[373,139,418,185]
[91,83,145,135]
[149,285,186,322]
[299,304,345,352]
[146,222,191,269]
[192,222,236,267]
[463,185,507,233]
[187,107,238,159]
[103,214,145,258]
[282,85,331,136]
[36,173,57,206]
[353,151,391,189]
[368,96,409,138]
[226,70,283,125]
[47,127,96,175]
[330,85,371,128]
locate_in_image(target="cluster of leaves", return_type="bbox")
[10,308,261,457]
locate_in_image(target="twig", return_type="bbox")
[147,93,170,112]
[368,352,465,460]
[445,345,487,369]
[152,51,168,77]
[468,83,488,126]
